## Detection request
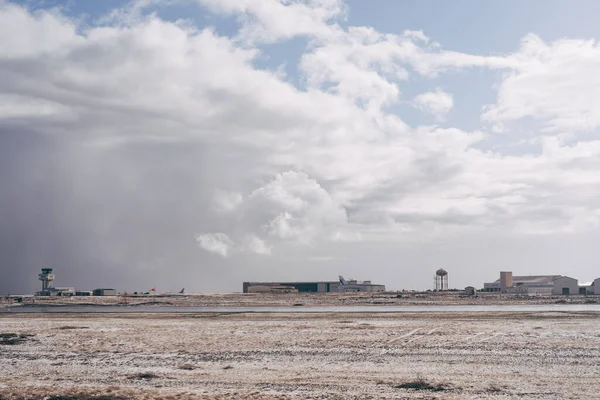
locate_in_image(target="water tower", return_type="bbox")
[435,268,448,291]
[39,268,55,292]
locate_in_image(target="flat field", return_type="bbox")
[1,311,599,399]
[3,292,599,309]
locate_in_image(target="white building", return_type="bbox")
[593,278,600,295]
[338,276,385,292]
[54,287,76,296]
[484,272,579,295]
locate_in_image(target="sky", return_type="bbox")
[2,0,600,295]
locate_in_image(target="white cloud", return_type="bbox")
[213,190,243,213]
[482,34,600,133]
[195,0,345,43]
[3,0,600,268]
[196,232,272,257]
[0,3,81,57]
[242,234,272,255]
[413,89,454,119]
[300,26,410,109]
[246,171,355,245]
[403,30,429,42]
[195,233,234,257]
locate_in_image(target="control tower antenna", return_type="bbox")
[39,268,55,291]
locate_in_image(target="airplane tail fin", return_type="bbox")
[179,288,185,294]
[338,275,347,285]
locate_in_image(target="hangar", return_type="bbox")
[243,276,386,293]
[483,271,578,295]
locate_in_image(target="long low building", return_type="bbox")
[243,276,386,293]
[246,285,299,294]
[36,287,76,296]
[93,288,118,296]
[484,272,578,295]
[243,281,341,293]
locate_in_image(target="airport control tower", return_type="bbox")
[39,268,55,292]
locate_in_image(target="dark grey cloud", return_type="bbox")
[0,128,263,294]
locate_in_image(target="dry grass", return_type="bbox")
[0,333,34,345]
[127,373,159,380]
[393,378,452,392]
[57,326,89,330]
[45,397,130,400]
[0,391,131,400]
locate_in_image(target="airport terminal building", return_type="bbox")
[243,276,385,293]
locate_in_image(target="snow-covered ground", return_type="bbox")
[1,311,599,399]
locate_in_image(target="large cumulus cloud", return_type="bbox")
[2,0,600,294]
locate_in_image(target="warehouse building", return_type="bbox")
[483,271,578,295]
[243,276,385,293]
[93,288,118,296]
[243,281,341,293]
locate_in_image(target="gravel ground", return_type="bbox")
[1,311,600,399]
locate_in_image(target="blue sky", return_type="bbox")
[19,0,600,45]
[347,0,600,51]
[14,0,600,132]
